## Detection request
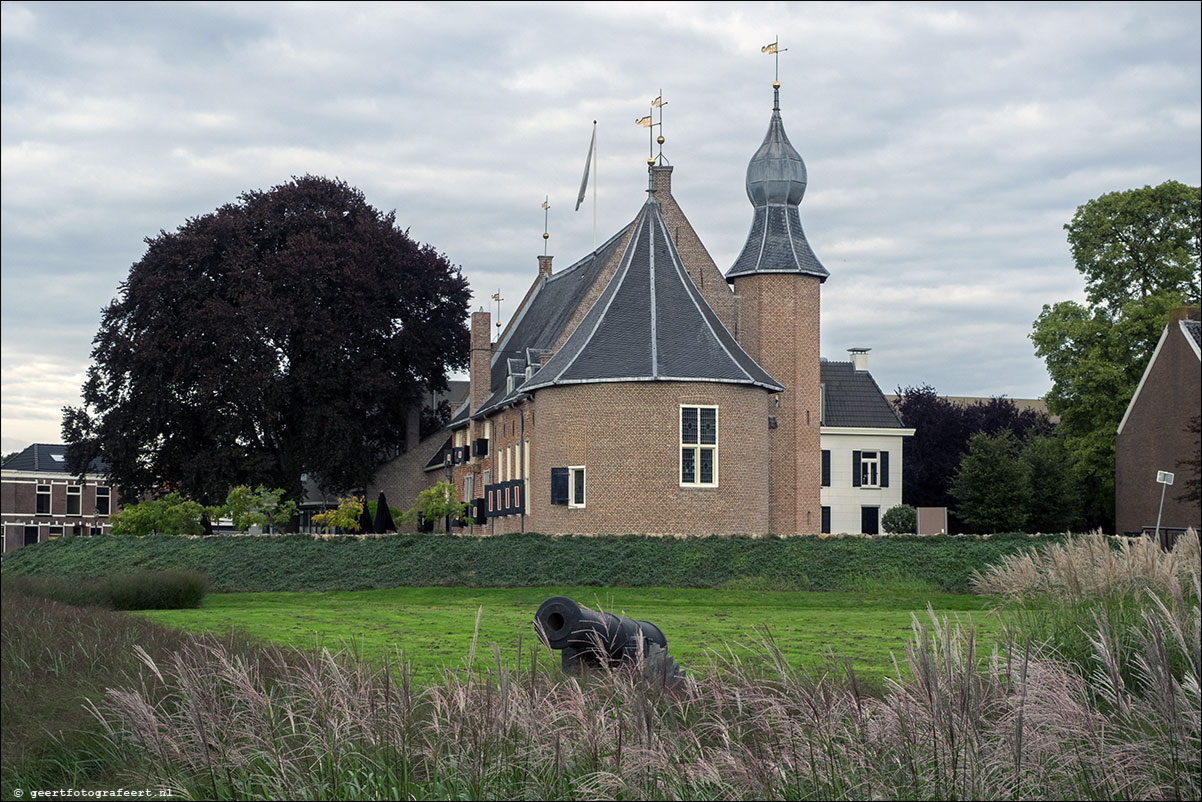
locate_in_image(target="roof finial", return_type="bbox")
[541,196,550,256]
[762,36,787,110]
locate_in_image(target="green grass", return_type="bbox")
[133,583,997,687]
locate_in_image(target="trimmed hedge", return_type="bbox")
[0,532,1063,594]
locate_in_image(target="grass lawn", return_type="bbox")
[134,584,999,687]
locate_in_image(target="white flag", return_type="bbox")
[576,123,595,212]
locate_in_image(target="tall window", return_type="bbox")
[569,466,586,508]
[36,484,50,514]
[860,451,880,488]
[67,485,82,515]
[680,405,718,487]
[96,486,111,516]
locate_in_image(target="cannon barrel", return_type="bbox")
[535,596,667,670]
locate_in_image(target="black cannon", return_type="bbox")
[534,596,685,685]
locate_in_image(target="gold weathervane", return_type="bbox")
[762,36,788,86]
[636,91,667,166]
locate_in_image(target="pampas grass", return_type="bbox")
[88,590,1200,801]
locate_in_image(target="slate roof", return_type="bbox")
[820,361,906,429]
[521,199,784,394]
[727,87,829,283]
[1182,319,1201,352]
[1,443,107,473]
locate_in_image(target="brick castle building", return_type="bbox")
[374,83,912,535]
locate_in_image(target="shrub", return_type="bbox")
[2,570,208,610]
[104,570,209,610]
[881,504,917,534]
[109,492,207,536]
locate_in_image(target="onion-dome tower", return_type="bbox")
[727,81,827,534]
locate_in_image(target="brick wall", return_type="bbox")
[368,432,447,517]
[1115,311,1202,534]
[528,381,771,535]
[731,272,822,534]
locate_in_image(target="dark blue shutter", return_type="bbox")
[474,498,487,524]
[880,451,890,488]
[852,451,862,487]
[514,480,524,513]
[821,450,831,487]
[551,468,569,505]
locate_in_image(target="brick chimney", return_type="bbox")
[1169,305,1200,324]
[469,310,492,423]
[652,164,673,197]
[538,255,553,277]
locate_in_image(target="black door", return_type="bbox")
[861,507,879,535]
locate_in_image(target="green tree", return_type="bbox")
[1064,180,1199,309]
[950,432,1029,533]
[1032,181,1201,528]
[404,481,469,530]
[109,492,206,536]
[312,497,363,533]
[221,485,297,533]
[1019,434,1083,533]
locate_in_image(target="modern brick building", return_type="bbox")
[1,443,120,551]
[373,83,911,535]
[1115,306,1202,536]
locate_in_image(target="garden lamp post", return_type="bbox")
[444,451,454,533]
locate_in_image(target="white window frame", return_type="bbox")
[36,484,51,514]
[66,485,82,516]
[860,450,881,488]
[679,405,719,487]
[568,466,586,508]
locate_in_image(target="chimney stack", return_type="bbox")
[538,255,553,277]
[848,347,870,372]
[469,309,492,422]
[651,164,673,198]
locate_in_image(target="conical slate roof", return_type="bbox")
[522,198,783,393]
[726,86,829,282]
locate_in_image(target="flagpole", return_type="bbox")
[592,121,597,249]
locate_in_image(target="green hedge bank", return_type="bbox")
[0,532,1063,594]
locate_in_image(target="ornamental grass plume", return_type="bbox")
[87,593,1200,801]
[971,527,1199,601]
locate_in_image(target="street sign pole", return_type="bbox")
[1154,470,1175,546]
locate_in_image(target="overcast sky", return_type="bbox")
[2,1,1199,455]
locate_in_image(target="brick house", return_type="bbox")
[373,83,911,534]
[1,443,120,551]
[1115,306,1202,536]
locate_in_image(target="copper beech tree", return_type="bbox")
[63,176,470,504]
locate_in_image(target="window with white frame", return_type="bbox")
[66,485,82,515]
[36,484,51,514]
[860,451,880,488]
[680,405,718,486]
[569,466,586,508]
[96,486,111,516]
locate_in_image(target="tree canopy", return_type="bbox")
[63,176,471,503]
[893,385,1051,523]
[1032,181,1201,527]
